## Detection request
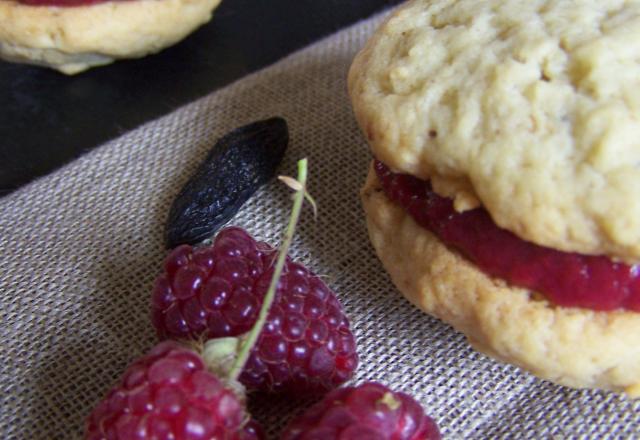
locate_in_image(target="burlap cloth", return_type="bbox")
[1,9,639,440]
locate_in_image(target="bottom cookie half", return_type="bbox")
[361,163,640,396]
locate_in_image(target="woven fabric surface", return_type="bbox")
[1,9,639,440]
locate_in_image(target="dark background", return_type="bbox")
[0,0,401,196]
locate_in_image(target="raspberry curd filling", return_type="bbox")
[374,160,640,312]
[19,0,120,6]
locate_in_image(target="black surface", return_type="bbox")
[0,0,401,196]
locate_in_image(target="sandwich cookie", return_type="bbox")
[351,0,640,395]
[0,0,222,74]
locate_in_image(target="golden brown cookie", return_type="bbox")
[361,165,640,396]
[349,0,640,262]
[0,0,222,74]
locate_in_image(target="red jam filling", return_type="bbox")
[19,0,117,6]
[374,160,640,312]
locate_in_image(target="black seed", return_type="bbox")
[166,117,288,248]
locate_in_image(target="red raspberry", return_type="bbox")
[85,341,263,440]
[281,382,441,440]
[151,227,358,394]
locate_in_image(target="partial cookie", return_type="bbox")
[361,165,640,396]
[349,0,640,262]
[0,0,222,74]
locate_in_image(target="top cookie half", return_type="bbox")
[348,0,640,263]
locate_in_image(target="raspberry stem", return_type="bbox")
[228,158,309,381]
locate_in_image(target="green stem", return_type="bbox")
[228,158,309,381]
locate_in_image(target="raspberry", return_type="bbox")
[281,382,441,440]
[151,227,358,394]
[375,160,640,312]
[85,341,262,440]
